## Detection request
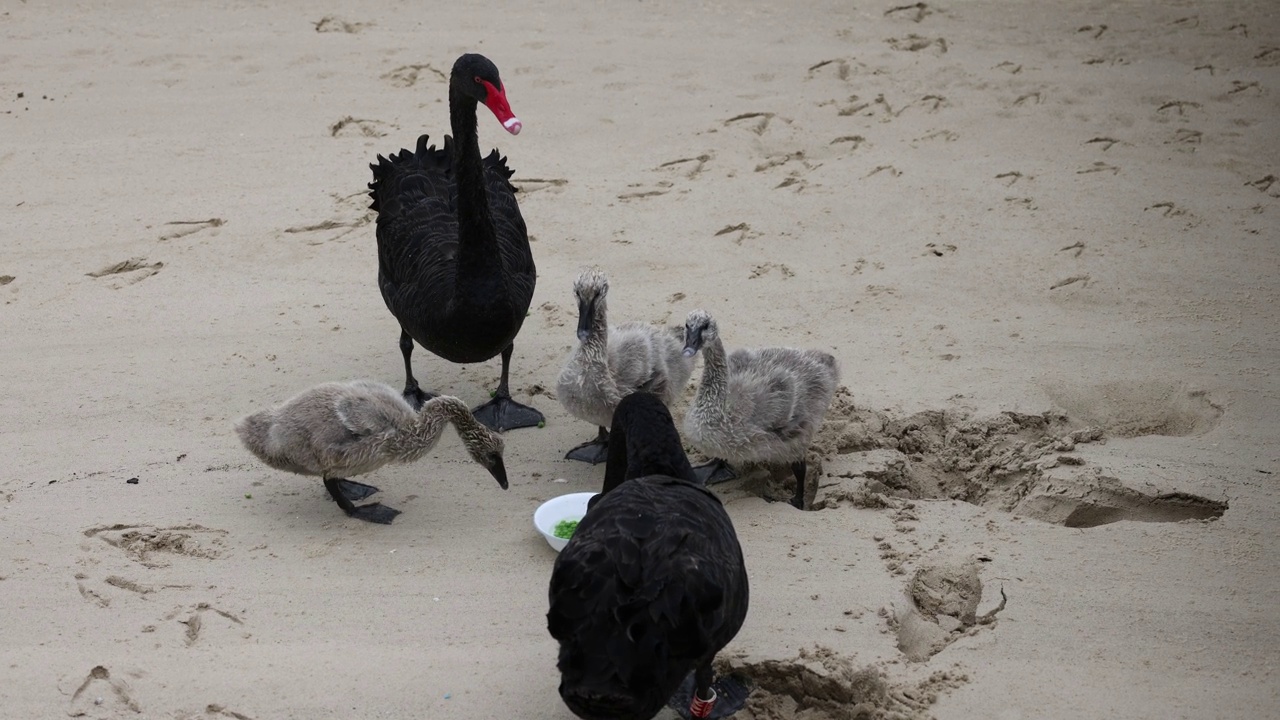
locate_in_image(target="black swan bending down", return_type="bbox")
[368,53,544,432]
[547,393,752,720]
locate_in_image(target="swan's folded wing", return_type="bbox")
[333,393,401,437]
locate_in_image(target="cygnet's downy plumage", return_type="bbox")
[234,379,507,524]
[682,309,839,509]
[556,269,694,464]
[548,392,751,720]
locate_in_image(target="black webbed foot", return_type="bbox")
[564,427,610,464]
[668,671,754,720]
[335,479,381,502]
[693,459,737,486]
[324,477,401,524]
[472,395,544,432]
[344,502,402,525]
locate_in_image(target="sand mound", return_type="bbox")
[721,646,968,720]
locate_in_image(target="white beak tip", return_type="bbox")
[504,117,523,135]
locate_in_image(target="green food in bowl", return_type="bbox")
[553,518,579,540]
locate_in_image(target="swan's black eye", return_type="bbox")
[474,75,482,84]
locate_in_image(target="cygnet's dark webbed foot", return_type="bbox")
[693,459,737,486]
[667,671,754,720]
[472,395,544,432]
[345,502,402,525]
[564,427,609,464]
[324,477,401,524]
[335,479,381,502]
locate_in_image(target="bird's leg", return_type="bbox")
[693,458,736,486]
[564,426,610,464]
[400,330,436,411]
[323,477,401,525]
[689,662,717,718]
[790,460,808,510]
[470,343,545,432]
[668,663,753,720]
[334,479,381,502]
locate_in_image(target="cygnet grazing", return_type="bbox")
[234,379,507,524]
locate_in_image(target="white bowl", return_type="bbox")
[534,492,595,552]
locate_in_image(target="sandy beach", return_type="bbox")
[2,1,1277,718]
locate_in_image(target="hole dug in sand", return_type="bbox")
[801,386,1227,526]
[891,561,1006,662]
[719,645,968,720]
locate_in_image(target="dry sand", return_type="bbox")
[2,1,1278,718]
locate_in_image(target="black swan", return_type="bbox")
[234,380,507,524]
[547,392,752,720]
[368,53,544,432]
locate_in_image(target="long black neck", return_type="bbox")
[448,83,503,282]
[601,396,698,497]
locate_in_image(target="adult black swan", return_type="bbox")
[547,392,752,720]
[368,53,544,432]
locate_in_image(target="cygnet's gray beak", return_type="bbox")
[576,298,594,343]
[489,457,509,490]
[682,326,704,357]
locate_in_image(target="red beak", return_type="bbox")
[479,79,522,135]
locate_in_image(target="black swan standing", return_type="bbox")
[547,392,752,720]
[368,53,544,432]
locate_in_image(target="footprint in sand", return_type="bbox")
[748,263,795,280]
[66,665,142,717]
[829,135,866,151]
[713,223,760,246]
[995,170,1029,186]
[1246,174,1278,197]
[313,16,370,33]
[1083,55,1129,67]
[159,218,225,242]
[1156,100,1202,117]
[723,111,778,136]
[1145,202,1201,228]
[513,177,569,195]
[867,165,902,178]
[884,2,934,23]
[806,58,860,81]
[163,602,245,647]
[1084,137,1124,151]
[75,573,111,608]
[329,116,395,138]
[616,182,672,201]
[538,301,566,329]
[1077,161,1120,175]
[83,524,228,568]
[380,64,446,88]
[886,34,948,54]
[657,154,712,181]
[1076,23,1109,39]
[284,191,376,244]
[194,703,257,720]
[86,258,164,288]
